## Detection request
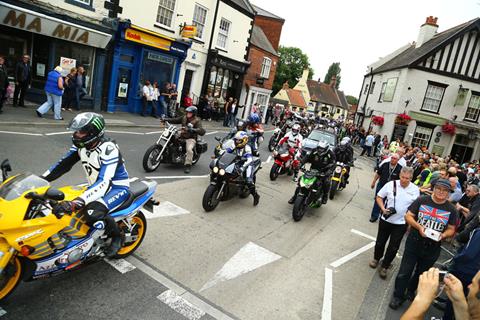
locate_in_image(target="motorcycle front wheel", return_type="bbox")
[143,145,163,172]
[268,136,277,152]
[292,195,307,222]
[0,256,22,301]
[329,180,339,200]
[202,185,221,212]
[269,163,280,181]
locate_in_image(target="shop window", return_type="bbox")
[421,81,447,113]
[193,4,207,39]
[217,18,231,49]
[222,70,229,97]
[141,51,176,90]
[65,0,94,11]
[157,0,176,28]
[464,93,480,122]
[411,126,433,148]
[369,81,375,94]
[260,57,271,79]
[31,34,49,90]
[54,39,94,94]
[207,66,217,96]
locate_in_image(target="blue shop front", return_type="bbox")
[107,23,190,113]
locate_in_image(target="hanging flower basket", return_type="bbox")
[395,113,412,125]
[442,122,456,135]
[371,115,384,126]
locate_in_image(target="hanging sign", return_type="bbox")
[181,25,197,39]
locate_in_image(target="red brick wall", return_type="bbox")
[254,16,284,51]
[244,46,278,90]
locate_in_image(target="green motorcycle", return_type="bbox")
[292,168,325,221]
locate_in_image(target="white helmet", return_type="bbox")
[341,137,351,146]
[292,124,300,136]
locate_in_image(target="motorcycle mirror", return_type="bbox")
[1,159,12,181]
[45,188,65,201]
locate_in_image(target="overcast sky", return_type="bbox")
[251,0,480,97]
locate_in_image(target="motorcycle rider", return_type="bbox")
[288,140,336,205]
[246,113,264,156]
[42,112,129,257]
[226,120,247,140]
[163,106,206,173]
[333,136,354,186]
[225,131,261,206]
[277,123,303,181]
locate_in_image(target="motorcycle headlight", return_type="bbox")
[219,169,226,176]
[335,167,342,173]
[213,167,219,173]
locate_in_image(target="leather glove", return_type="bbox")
[52,198,85,215]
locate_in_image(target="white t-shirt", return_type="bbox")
[365,135,375,146]
[377,180,420,225]
[143,85,153,101]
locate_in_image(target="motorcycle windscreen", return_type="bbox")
[218,153,236,169]
[0,173,49,201]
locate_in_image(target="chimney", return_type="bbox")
[416,16,438,48]
[282,81,289,90]
[330,75,337,88]
[300,68,309,82]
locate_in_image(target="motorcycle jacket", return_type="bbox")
[333,144,353,164]
[279,131,303,149]
[166,115,206,140]
[225,142,253,167]
[43,139,129,204]
[302,148,336,173]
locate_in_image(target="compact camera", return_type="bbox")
[383,207,397,219]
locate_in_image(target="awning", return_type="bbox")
[409,110,446,126]
[0,1,112,48]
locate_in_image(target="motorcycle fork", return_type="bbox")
[155,131,175,162]
[216,181,227,200]
[0,246,15,274]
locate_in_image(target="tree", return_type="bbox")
[324,62,341,89]
[346,95,358,105]
[272,46,314,95]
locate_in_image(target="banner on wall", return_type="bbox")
[60,57,76,76]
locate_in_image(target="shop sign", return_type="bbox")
[212,56,246,73]
[170,43,187,55]
[432,145,445,156]
[408,110,445,126]
[60,57,76,76]
[180,25,197,39]
[0,4,112,48]
[147,52,174,64]
[125,28,171,51]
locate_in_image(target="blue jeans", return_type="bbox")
[37,92,62,119]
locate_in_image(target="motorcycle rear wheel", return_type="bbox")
[269,163,280,181]
[143,145,163,172]
[192,151,201,165]
[202,185,221,212]
[268,136,276,152]
[115,212,147,258]
[0,256,22,301]
[329,180,339,200]
[292,195,306,222]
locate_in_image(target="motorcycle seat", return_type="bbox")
[110,181,149,213]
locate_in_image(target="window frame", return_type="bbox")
[216,18,231,50]
[378,82,387,102]
[363,83,369,95]
[411,125,434,148]
[156,0,177,30]
[464,91,480,122]
[65,0,94,11]
[369,81,376,94]
[192,3,208,40]
[260,57,272,79]
[420,81,448,114]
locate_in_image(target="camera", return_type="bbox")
[383,207,397,219]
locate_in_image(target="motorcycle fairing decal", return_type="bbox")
[110,188,154,219]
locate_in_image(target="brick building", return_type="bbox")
[240,4,284,120]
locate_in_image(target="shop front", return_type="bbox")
[0,1,113,109]
[203,50,249,101]
[107,23,190,113]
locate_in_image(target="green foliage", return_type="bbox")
[324,62,342,89]
[272,46,314,95]
[346,95,358,105]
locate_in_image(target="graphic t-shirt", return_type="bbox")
[408,195,458,243]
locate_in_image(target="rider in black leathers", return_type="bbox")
[288,140,336,205]
[333,136,354,186]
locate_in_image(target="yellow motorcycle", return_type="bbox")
[0,159,157,301]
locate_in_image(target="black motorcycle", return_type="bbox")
[202,152,261,212]
[143,121,208,172]
[292,167,326,222]
[268,120,292,151]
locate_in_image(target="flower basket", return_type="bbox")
[395,113,412,125]
[371,116,384,126]
[442,122,456,135]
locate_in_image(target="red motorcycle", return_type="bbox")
[269,144,299,181]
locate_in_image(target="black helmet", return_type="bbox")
[68,112,105,150]
[316,140,329,156]
[185,106,197,116]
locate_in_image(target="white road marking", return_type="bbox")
[127,256,235,320]
[200,242,282,292]
[44,131,71,136]
[146,201,190,219]
[205,131,219,136]
[0,307,6,317]
[265,155,272,164]
[104,258,136,274]
[145,175,209,179]
[0,130,43,136]
[351,229,376,241]
[330,242,375,268]
[158,290,205,320]
[145,130,163,135]
[105,130,145,135]
[321,268,333,320]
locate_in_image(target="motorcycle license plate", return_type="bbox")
[304,163,311,171]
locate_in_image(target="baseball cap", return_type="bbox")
[433,178,453,192]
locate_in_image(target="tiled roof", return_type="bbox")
[286,89,307,108]
[373,18,480,74]
[229,0,256,15]
[250,25,277,55]
[307,80,349,109]
[252,4,284,21]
